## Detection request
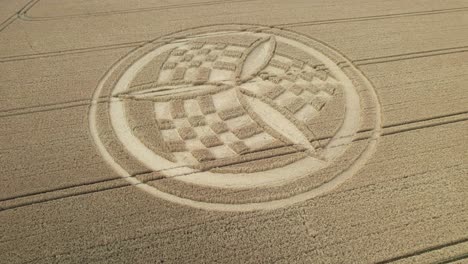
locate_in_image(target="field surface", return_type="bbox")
[0,0,467,263]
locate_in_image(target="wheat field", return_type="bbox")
[0,0,467,263]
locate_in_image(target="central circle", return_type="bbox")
[90,25,381,211]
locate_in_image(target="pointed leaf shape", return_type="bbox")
[239,88,317,154]
[237,36,276,82]
[116,84,228,101]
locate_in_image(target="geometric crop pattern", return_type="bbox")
[124,36,343,166]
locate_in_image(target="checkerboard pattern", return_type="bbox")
[243,53,341,125]
[154,89,278,165]
[157,41,249,85]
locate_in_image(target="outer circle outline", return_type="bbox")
[88,24,382,211]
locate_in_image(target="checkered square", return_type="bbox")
[157,41,250,85]
[154,90,278,165]
[255,53,341,122]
